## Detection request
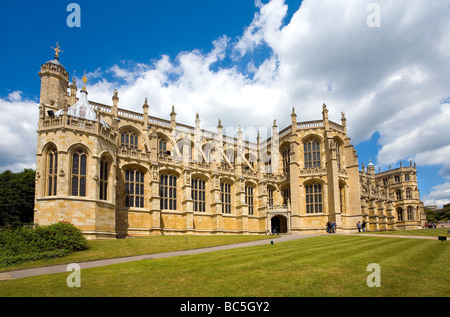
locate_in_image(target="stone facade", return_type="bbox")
[360,161,425,231]
[34,53,425,239]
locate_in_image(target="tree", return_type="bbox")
[0,169,35,227]
[425,205,450,223]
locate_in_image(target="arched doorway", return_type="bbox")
[271,215,288,234]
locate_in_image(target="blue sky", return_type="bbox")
[1,0,449,207]
[0,0,298,97]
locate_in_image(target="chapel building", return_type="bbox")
[34,49,425,239]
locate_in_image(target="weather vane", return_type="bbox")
[82,71,88,90]
[51,42,63,59]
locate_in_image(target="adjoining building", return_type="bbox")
[34,48,425,239]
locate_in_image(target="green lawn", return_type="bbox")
[0,234,276,272]
[360,228,450,237]
[0,235,448,297]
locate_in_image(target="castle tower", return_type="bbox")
[35,47,118,239]
[38,42,69,110]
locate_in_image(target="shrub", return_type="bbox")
[0,222,89,267]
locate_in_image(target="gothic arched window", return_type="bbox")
[158,138,167,157]
[406,189,412,199]
[281,146,290,175]
[304,139,321,168]
[397,208,404,221]
[99,156,109,201]
[245,185,255,215]
[46,146,58,196]
[221,181,232,214]
[72,148,87,197]
[160,174,177,210]
[305,183,323,213]
[192,178,206,212]
[125,169,145,208]
[407,206,414,220]
[121,130,138,149]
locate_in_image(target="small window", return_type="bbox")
[336,143,341,170]
[159,138,167,157]
[397,208,403,221]
[268,188,274,207]
[282,147,290,175]
[406,189,412,199]
[407,207,414,220]
[265,158,272,174]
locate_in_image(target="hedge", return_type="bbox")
[0,222,89,267]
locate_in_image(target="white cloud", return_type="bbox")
[81,1,450,178]
[377,103,450,174]
[233,0,288,58]
[0,92,38,171]
[423,182,450,208]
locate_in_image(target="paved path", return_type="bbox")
[1,232,445,281]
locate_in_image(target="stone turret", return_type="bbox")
[38,42,69,110]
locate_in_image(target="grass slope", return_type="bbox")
[0,235,448,297]
[360,228,450,237]
[0,234,275,272]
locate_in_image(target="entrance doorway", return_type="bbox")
[271,215,288,234]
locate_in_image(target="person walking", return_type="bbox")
[362,220,366,232]
[357,221,362,232]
